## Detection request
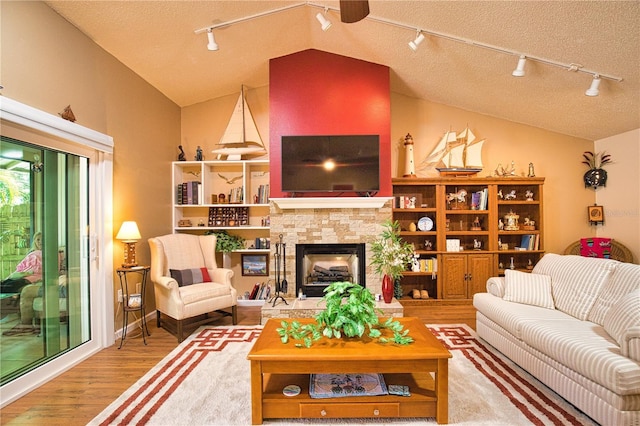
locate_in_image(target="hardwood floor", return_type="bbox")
[0,307,260,425]
[0,304,475,425]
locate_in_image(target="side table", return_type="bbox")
[116,266,151,349]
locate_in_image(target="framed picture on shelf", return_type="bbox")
[588,205,605,225]
[242,254,269,276]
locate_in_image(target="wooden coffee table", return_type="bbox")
[247,317,451,424]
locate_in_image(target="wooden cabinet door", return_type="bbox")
[442,255,467,299]
[467,254,494,298]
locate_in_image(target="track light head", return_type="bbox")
[409,32,425,51]
[512,55,526,77]
[207,30,218,51]
[585,75,601,96]
[316,11,332,31]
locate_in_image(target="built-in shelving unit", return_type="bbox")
[172,160,270,252]
[392,176,545,305]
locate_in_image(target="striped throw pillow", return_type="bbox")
[604,289,640,361]
[503,269,555,309]
[170,267,212,287]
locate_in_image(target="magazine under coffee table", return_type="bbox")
[247,317,452,424]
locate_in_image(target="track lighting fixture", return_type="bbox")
[512,55,526,77]
[193,3,624,95]
[316,9,332,31]
[206,29,218,51]
[409,31,425,51]
[585,75,601,97]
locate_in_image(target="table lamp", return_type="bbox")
[116,221,141,268]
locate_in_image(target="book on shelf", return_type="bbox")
[419,257,438,273]
[249,283,260,300]
[256,184,270,204]
[520,234,539,250]
[177,181,202,205]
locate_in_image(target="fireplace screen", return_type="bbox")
[296,243,366,297]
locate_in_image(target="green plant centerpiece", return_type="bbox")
[276,281,414,348]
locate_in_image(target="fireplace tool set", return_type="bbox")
[270,234,288,307]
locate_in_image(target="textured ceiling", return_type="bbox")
[44,1,640,141]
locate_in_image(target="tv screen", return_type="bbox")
[281,135,380,194]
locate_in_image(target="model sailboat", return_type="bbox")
[419,126,485,176]
[211,86,267,160]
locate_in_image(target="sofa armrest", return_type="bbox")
[486,277,505,298]
[624,328,640,362]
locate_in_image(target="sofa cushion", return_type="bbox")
[473,293,573,340]
[604,289,640,361]
[589,262,640,325]
[520,319,640,395]
[170,267,211,287]
[503,269,554,309]
[532,253,617,320]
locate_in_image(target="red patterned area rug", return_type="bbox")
[89,324,597,425]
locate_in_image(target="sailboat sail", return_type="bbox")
[419,130,456,169]
[212,86,267,160]
[418,126,485,176]
[465,139,485,169]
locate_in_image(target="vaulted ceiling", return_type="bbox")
[44,1,640,141]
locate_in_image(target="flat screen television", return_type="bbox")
[281,135,380,194]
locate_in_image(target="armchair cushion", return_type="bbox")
[170,268,211,287]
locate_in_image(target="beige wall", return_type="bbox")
[1,1,180,330]
[595,129,640,262]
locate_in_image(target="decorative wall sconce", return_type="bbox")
[582,151,611,189]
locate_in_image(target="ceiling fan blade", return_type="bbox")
[339,0,370,23]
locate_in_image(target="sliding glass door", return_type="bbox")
[1,137,91,385]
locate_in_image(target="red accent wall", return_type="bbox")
[269,49,391,197]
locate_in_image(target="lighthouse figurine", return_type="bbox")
[403,133,417,178]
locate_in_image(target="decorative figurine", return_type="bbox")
[525,190,534,201]
[424,240,433,250]
[403,133,417,178]
[504,190,517,200]
[523,218,536,230]
[528,162,536,177]
[497,189,504,199]
[59,105,76,122]
[178,145,186,161]
[526,259,534,270]
[473,239,482,250]
[195,146,203,161]
[510,257,516,270]
[471,216,481,231]
[498,219,504,230]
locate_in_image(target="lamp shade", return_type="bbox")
[116,221,141,242]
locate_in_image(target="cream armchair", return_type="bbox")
[148,233,237,342]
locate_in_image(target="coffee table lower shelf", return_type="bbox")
[261,372,438,420]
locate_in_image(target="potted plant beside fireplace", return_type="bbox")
[370,220,415,303]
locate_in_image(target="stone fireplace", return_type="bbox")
[295,243,366,297]
[269,198,393,297]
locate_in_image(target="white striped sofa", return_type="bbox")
[474,253,640,425]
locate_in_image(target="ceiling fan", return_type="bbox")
[339,0,370,23]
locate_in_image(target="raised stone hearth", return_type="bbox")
[261,297,404,325]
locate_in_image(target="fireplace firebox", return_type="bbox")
[296,243,366,298]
